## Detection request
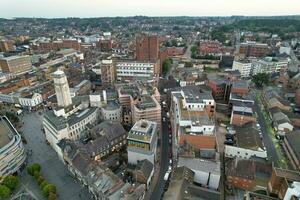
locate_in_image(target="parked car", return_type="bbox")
[225,134,234,140]
[224,139,234,145]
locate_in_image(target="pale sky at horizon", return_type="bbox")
[1,0,300,18]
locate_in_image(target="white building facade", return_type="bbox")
[116,61,155,81]
[52,70,72,108]
[0,116,26,178]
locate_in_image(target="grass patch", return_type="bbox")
[204,67,221,73]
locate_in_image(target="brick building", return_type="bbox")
[227,159,272,191]
[100,60,115,85]
[0,55,32,74]
[199,40,222,56]
[0,40,14,52]
[136,34,159,61]
[239,42,270,57]
[207,75,231,101]
[267,167,300,199]
[97,39,113,52]
[283,131,300,171]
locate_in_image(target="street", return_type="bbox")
[253,92,279,164]
[19,112,91,200]
[150,109,170,200]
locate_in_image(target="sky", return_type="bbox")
[1,0,300,18]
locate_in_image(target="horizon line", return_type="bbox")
[1,14,300,20]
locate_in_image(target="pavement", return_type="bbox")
[19,111,92,200]
[150,109,170,200]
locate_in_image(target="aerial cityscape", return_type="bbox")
[1,1,300,200]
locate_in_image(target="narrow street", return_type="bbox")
[252,92,279,165]
[150,109,170,200]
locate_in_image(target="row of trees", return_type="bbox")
[0,175,19,199]
[27,163,57,200]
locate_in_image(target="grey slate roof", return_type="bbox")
[136,159,154,180]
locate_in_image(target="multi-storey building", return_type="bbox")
[0,116,26,179]
[32,39,81,52]
[0,40,14,52]
[0,55,32,75]
[52,70,73,108]
[0,92,43,110]
[101,101,122,122]
[171,87,215,159]
[43,69,99,153]
[100,60,115,85]
[117,83,161,129]
[171,87,215,136]
[116,61,156,81]
[97,39,112,52]
[43,106,99,154]
[127,120,157,165]
[232,60,252,78]
[251,57,289,75]
[283,131,300,171]
[267,167,300,200]
[207,75,231,101]
[199,40,222,56]
[239,41,270,57]
[136,35,159,61]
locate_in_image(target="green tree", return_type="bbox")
[27,163,41,176]
[34,171,40,180]
[171,39,177,47]
[37,176,45,185]
[40,181,48,190]
[2,175,19,190]
[0,185,11,199]
[42,184,56,197]
[5,112,19,123]
[162,58,172,75]
[251,73,269,88]
[48,192,57,200]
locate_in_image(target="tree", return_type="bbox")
[27,163,41,176]
[37,176,45,185]
[2,175,19,190]
[40,181,48,190]
[0,185,11,199]
[42,184,56,197]
[34,171,40,180]
[48,192,57,200]
[5,112,19,123]
[162,58,172,75]
[251,73,269,88]
[190,45,199,59]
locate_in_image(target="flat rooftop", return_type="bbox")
[128,120,156,143]
[182,87,213,103]
[178,157,220,175]
[0,116,17,148]
[274,168,300,182]
[235,123,264,150]
[0,55,29,61]
[135,95,157,110]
